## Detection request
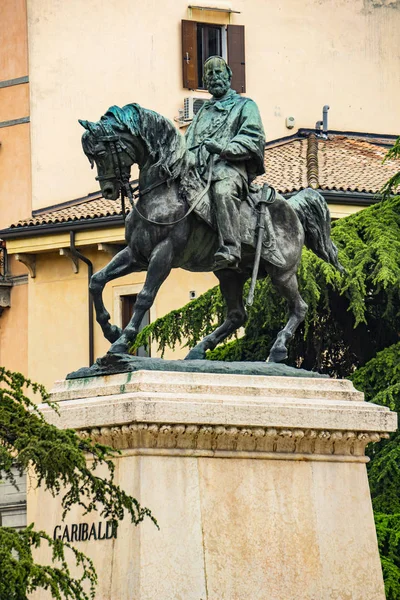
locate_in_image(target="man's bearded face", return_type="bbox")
[204,61,231,99]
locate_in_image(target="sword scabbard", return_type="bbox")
[246,184,270,307]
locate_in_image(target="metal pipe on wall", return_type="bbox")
[69,231,94,366]
[323,105,330,133]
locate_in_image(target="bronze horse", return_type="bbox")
[80,103,341,362]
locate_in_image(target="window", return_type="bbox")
[182,21,245,92]
[196,24,227,89]
[121,294,150,357]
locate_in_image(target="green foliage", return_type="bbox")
[0,368,156,599]
[351,342,400,406]
[375,513,400,600]
[0,525,96,600]
[350,344,400,599]
[351,344,400,509]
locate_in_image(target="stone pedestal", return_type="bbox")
[29,371,397,600]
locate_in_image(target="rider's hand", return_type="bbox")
[204,139,224,155]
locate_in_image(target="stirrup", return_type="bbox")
[213,251,240,271]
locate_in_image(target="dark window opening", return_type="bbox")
[121,294,150,357]
[196,24,223,89]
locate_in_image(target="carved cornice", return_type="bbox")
[78,423,389,458]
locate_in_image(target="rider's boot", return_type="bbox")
[212,179,241,271]
[213,246,240,270]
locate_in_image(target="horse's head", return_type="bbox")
[79,116,140,200]
[80,104,188,200]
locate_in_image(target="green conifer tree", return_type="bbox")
[0,368,156,600]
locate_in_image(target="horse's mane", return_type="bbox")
[103,104,188,180]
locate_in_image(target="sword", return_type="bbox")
[246,183,270,307]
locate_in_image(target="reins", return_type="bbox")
[96,122,215,227]
[130,155,214,227]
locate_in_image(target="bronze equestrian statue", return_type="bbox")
[79,57,341,363]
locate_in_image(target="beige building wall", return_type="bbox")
[0,123,32,229]
[0,0,31,228]
[0,0,29,81]
[27,0,400,209]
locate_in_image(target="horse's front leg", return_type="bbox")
[89,246,142,343]
[185,270,247,360]
[108,239,174,354]
[268,269,308,363]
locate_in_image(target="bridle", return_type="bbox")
[94,120,138,220]
[94,122,214,226]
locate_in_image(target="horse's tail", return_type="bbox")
[287,188,343,271]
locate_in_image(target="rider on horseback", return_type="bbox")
[186,56,266,270]
[80,96,341,361]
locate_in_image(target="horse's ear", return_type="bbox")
[78,119,89,130]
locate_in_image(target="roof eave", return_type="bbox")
[283,189,381,206]
[0,214,125,240]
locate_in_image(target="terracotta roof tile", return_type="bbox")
[318,136,398,193]
[10,197,123,229]
[256,138,309,193]
[6,133,400,231]
[258,134,399,194]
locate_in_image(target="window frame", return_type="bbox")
[182,20,246,93]
[196,23,228,90]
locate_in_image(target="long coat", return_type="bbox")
[185,89,266,184]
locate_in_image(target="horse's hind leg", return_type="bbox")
[268,268,308,363]
[90,246,143,343]
[185,270,247,360]
[108,238,174,354]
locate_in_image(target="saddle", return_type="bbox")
[180,169,286,268]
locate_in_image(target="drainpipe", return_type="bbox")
[69,231,94,366]
[323,105,330,134]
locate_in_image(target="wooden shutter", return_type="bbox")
[182,20,198,90]
[227,25,246,94]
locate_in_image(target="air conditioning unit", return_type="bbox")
[183,97,207,121]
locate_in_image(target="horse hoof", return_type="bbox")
[184,348,205,360]
[108,340,129,355]
[105,325,122,344]
[267,348,288,363]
